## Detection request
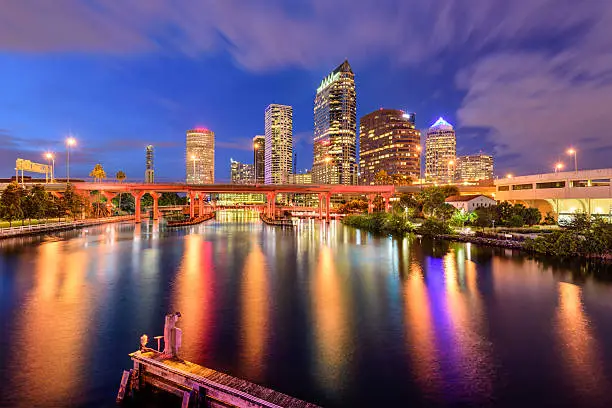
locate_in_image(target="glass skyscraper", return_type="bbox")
[186,128,215,184]
[253,135,265,184]
[425,117,456,184]
[264,104,293,184]
[313,60,357,185]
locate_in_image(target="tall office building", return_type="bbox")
[359,109,421,185]
[230,159,255,184]
[264,104,293,184]
[425,117,456,184]
[456,153,494,182]
[186,128,214,184]
[145,144,154,183]
[253,135,265,184]
[313,60,357,185]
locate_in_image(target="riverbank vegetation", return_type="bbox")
[340,186,612,259]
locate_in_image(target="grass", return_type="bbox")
[0,218,63,228]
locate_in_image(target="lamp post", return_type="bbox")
[554,162,564,173]
[65,137,76,183]
[506,173,513,179]
[566,148,577,173]
[45,152,55,183]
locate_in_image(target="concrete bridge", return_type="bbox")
[494,168,612,219]
[67,182,397,222]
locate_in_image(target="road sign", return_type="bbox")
[16,158,51,174]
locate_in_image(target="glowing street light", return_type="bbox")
[566,148,578,172]
[45,152,55,183]
[506,173,513,179]
[554,162,564,173]
[65,136,76,183]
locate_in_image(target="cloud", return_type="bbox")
[216,140,253,151]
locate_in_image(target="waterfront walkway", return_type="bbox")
[0,215,134,239]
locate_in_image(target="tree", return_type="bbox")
[474,206,495,228]
[62,183,85,220]
[440,185,460,198]
[391,173,413,186]
[374,170,393,185]
[523,208,542,226]
[0,182,24,227]
[416,187,447,217]
[116,170,126,213]
[89,163,107,183]
[22,184,49,222]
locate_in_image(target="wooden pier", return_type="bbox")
[118,313,319,408]
[166,212,215,228]
[259,213,295,228]
[122,350,320,408]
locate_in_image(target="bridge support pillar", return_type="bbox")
[131,191,145,223]
[150,192,160,220]
[101,191,118,212]
[189,191,196,219]
[325,193,331,223]
[318,194,324,221]
[382,193,392,213]
[198,194,205,216]
[266,192,276,218]
[367,194,375,214]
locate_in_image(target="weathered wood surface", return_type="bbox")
[131,350,320,408]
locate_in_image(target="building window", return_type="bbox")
[498,185,510,191]
[571,180,588,187]
[536,181,566,189]
[591,179,611,187]
[512,184,533,190]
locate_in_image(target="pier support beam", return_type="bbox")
[325,193,331,223]
[382,193,392,213]
[367,194,375,214]
[150,192,160,220]
[198,194,205,216]
[188,191,196,219]
[131,191,145,223]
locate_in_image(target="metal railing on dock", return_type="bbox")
[0,215,134,238]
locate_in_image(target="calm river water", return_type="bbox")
[1,212,612,407]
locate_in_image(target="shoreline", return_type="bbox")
[0,215,135,239]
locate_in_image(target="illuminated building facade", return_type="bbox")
[253,135,265,184]
[186,128,215,184]
[265,104,293,184]
[456,153,494,182]
[289,170,312,184]
[359,109,421,185]
[230,159,255,184]
[313,60,357,185]
[145,144,154,183]
[425,117,456,184]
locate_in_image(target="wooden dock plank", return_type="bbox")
[131,350,320,408]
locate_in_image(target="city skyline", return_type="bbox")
[1,1,611,181]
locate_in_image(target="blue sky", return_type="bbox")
[1,0,611,181]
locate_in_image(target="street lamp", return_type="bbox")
[45,152,55,183]
[506,173,513,179]
[65,137,76,183]
[554,162,564,173]
[566,148,577,172]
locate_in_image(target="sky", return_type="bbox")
[1,0,611,182]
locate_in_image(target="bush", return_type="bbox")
[416,218,453,236]
[342,212,415,236]
[507,214,524,227]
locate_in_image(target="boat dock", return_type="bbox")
[118,312,319,408]
[259,213,295,228]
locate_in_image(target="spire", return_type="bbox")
[335,59,353,74]
[430,117,453,130]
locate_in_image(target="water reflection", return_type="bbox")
[555,282,607,401]
[240,240,270,381]
[311,245,351,394]
[8,241,91,406]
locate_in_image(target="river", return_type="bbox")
[1,212,612,407]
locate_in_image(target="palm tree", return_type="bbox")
[89,164,107,183]
[116,170,126,214]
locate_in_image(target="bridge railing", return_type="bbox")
[0,215,134,236]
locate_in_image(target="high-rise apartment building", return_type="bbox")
[264,104,293,184]
[253,135,265,184]
[425,117,456,184]
[456,153,494,182]
[230,159,255,184]
[145,144,154,183]
[186,128,214,184]
[313,60,357,185]
[359,109,421,185]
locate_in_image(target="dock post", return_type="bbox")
[116,370,131,403]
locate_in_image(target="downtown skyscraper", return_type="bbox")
[425,118,456,184]
[359,109,421,185]
[186,128,215,184]
[253,135,265,184]
[145,144,154,183]
[312,60,357,185]
[264,104,293,184]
